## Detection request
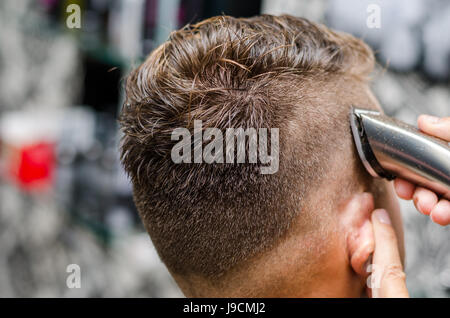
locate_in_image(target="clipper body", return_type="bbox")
[350,107,450,200]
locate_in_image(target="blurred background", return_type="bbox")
[0,0,448,297]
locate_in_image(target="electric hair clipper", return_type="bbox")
[350,107,450,200]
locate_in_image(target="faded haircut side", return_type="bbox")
[119,15,375,279]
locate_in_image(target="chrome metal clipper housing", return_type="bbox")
[350,107,450,200]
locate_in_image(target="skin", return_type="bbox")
[370,208,409,297]
[305,166,406,298]
[174,89,448,298]
[175,158,405,298]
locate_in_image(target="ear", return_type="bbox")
[339,192,375,276]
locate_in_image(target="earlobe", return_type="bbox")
[340,192,375,277]
[349,219,374,276]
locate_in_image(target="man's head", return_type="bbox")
[120,15,404,297]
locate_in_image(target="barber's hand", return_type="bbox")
[394,115,450,226]
[369,209,409,298]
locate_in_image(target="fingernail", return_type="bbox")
[422,115,440,124]
[374,209,391,225]
[364,254,373,273]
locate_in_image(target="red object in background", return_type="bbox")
[9,142,56,191]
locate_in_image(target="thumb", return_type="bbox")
[369,209,409,298]
[418,115,450,141]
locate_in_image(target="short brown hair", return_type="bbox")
[120,15,374,279]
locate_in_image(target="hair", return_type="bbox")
[119,15,375,281]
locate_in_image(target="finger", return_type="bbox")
[418,115,450,141]
[430,199,450,226]
[394,178,415,200]
[370,209,409,298]
[412,187,438,215]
